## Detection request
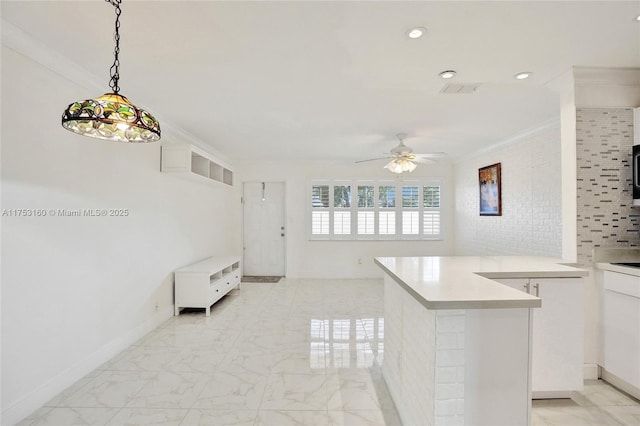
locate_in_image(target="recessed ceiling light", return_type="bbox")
[636,15,640,22]
[407,27,426,39]
[439,70,457,79]
[514,72,532,80]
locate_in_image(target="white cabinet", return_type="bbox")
[602,270,640,398]
[496,278,584,398]
[174,256,241,316]
[161,144,233,186]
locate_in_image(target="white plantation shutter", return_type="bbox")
[311,184,330,237]
[333,211,351,235]
[402,211,419,235]
[310,179,443,240]
[357,211,375,235]
[311,211,329,235]
[332,184,352,236]
[423,185,441,238]
[402,185,419,235]
[357,185,375,236]
[378,211,396,235]
[423,211,441,236]
[378,185,396,236]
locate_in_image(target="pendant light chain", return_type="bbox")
[107,0,122,94]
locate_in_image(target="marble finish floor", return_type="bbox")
[532,380,640,425]
[17,278,640,425]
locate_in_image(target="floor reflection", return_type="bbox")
[310,317,384,369]
[18,279,638,426]
[21,279,402,426]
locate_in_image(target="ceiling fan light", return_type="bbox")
[385,160,404,174]
[398,159,416,172]
[384,158,416,174]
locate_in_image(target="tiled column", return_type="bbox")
[435,310,465,424]
[383,277,465,426]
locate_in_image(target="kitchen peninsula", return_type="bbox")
[375,256,588,426]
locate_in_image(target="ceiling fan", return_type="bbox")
[356,133,446,173]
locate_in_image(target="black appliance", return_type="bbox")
[612,262,640,269]
[634,145,640,206]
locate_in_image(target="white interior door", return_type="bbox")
[243,182,285,276]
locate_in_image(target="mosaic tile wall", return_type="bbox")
[576,108,639,266]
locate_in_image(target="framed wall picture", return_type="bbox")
[479,163,502,216]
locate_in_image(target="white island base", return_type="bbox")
[383,275,533,426]
[376,256,588,426]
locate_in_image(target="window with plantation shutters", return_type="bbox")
[378,185,396,235]
[357,185,375,235]
[311,184,330,235]
[401,186,420,235]
[309,179,443,240]
[333,185,351,236]
[423,185,441,236]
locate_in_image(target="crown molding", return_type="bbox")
[1,19,231,163]
[573,66,640,108]
[2,20,104,92]
[573,66,640,87]
[453,118,561,164]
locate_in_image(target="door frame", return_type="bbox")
[242,180,287,277]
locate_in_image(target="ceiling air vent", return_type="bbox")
[440,83,480,94]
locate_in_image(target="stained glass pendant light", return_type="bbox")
[61,0,160,142]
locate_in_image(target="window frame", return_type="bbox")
[310,180,331,238]
[308,178,444,241]
[377,183,398,240]
[331,181,353,240]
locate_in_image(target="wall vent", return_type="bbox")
[440,83,480,94]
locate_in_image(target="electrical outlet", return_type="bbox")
[358,258,363,265]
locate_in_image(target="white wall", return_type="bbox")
[1,47,239,424]
[453,125,563,257]
[234,160,454,278]
[547,69,578,262]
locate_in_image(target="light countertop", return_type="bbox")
[375,256,589,310]
[595,263,640,277]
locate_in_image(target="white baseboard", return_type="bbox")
[601,368,640,400]
[584,363,600,380]
[1,306,173,426]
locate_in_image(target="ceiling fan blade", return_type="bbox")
[413,152,447,158]
[355,156,392,163]
[412,157,436,164]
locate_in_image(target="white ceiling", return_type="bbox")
[2,1,640,162]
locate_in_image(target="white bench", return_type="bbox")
[174,256,241,316]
